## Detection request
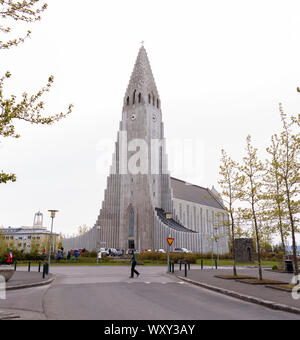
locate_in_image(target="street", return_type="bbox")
[0,266,298,320]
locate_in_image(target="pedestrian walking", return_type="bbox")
[57,250,62,262]
[67,250,71,262]
[74,249,79,262]
[41,249,46,261]
[130,249,140,278]
[7,249,13,265]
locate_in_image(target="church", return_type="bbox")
[63,46,229,254]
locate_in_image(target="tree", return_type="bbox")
[277,104,300,276]
[0,1,73,183]
[78,225,90,236]
[265,135,290,256]
[218,149,244,276]
[239,136,265,280]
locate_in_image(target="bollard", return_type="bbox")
[188,263,190,271]
[179,261,182,271]
[185,263,187,277]
[14,261,17,271]
[201,259,203,270]
[44,262,49,275]
[215,259,218,270]
[172,262,175,274]
[28,262,31,272]
[38,262,41,273]
[42,264,46,279]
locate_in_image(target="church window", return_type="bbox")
[148,94,151,104]
[133,90,136,105]
[157,99,160,109]
[127,96,130,106]
[129,207,134,237]
[153,95,155,106]
[138,93,142,103]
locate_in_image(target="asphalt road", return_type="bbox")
[0,266,299,320]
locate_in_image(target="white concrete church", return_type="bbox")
[63,46,229,254]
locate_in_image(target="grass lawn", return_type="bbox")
[236,278,290,285]
[12,258,282,267]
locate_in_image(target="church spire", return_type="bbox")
[124,46,160,108]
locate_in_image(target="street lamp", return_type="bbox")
[48,210,59,273]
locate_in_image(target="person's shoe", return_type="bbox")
[129,276,134,279]
[137,273,140,278]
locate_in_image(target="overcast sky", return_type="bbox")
[0,0,299,243]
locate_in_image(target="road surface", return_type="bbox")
[0,266,298,320]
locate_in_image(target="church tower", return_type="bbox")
[94,46,173,251]
[63,45,229,255]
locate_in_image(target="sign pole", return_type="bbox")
[166,237,175,273]
[168,243,170,273]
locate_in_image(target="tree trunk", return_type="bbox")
[285,180,298,276]
[230,212,237,276]
[252,203,263,281]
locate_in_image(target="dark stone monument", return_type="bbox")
[234,238,254,263]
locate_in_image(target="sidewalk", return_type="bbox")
[175,267,300,315]
[6,271,54,290]
[0,272,54,319]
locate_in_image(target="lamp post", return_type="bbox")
[48,210,58,273]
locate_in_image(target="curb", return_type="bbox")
[0,312,20,320]
[176,275,300,316]
[6,275,55,291]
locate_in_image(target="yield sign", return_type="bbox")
[167,238,175,247]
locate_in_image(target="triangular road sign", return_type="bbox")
[167,238,175,247]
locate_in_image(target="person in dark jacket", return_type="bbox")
[130,249,140,278]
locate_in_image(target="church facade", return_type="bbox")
[63,47,229,254]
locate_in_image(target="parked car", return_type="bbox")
[100,248,109,255]
[108,248,123,257]
[173,248,192,254]
[157,249,166,253]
